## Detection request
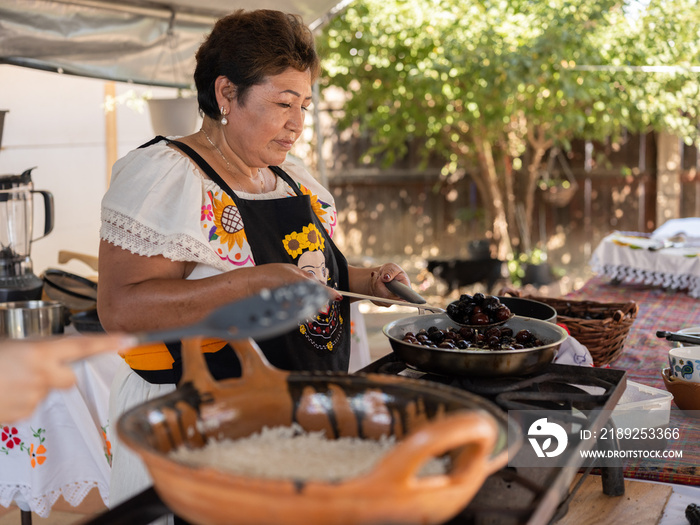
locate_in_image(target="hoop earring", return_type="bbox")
[220,106,228,126]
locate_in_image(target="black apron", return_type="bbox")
[134,136,351,382]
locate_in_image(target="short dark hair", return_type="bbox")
[194,9,320,120]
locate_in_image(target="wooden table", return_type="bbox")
[562,474,673,525]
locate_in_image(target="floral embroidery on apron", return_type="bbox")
[201,183,337,268]
[202,189,254,266]
[284,223,344,352]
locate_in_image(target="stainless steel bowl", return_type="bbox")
[0,300,66,339]
[383,314,568,377]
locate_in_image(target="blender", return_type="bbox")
[0,168,54,301]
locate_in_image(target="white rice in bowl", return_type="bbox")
[169,423,449,482]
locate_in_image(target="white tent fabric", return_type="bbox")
[0,0,349,87]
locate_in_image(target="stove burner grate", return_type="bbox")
[363,353,628,525]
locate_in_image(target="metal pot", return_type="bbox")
[383,314,568,377]
[0,300,66,339]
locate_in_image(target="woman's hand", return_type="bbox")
[367,263,411,299]
[0,334,136,423]
[347,263,411,305]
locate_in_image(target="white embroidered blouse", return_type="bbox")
[100,140,338,278]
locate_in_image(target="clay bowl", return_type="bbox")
[662,367,700,416]
[118,338,519,525]
[383,314,568,377]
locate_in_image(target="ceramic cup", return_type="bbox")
[668,345,700,383]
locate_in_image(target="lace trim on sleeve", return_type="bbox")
[101,208,231,272]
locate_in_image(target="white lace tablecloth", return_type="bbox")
[0,352,120,517]
[590,231,700,298]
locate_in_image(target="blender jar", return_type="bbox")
[0,168,54,301]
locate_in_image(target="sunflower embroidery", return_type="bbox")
[297,184,329,222]
[283,230,309,258]
[210,191,247,251]
[303,224,325,252]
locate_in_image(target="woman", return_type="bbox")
[97,9,411,510]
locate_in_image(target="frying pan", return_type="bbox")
[383,314,568,377]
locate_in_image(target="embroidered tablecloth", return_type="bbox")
[590,231,700,298]
[0,353,120,517]
[568,276,700,486]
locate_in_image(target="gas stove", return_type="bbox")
[84,354,627,525]
[362,354,628,525]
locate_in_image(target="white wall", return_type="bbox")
[0,65,196,278]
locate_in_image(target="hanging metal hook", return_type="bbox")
[146,7,188,89]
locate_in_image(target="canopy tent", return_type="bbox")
[0,0,350,88]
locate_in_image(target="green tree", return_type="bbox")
[318,0,700,260]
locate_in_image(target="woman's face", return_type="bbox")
[225,68,313,168]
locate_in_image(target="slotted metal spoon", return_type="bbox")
[342,280,512,329]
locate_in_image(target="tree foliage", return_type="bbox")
[318,0,700,259]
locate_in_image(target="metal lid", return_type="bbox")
[42,268,97,310]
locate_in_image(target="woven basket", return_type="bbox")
[501,290,639,366]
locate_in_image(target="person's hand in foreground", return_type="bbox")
[0,333,136,423]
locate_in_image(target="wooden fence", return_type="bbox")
[325,132,700,275]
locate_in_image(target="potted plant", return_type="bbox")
[538,177,578,208]
[103,88,199,137]
[537,147,579,208]
[508,247,554,286]
[147,89,199,137]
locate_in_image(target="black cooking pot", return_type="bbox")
[496,296,557,323]
[70,308,105,333]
